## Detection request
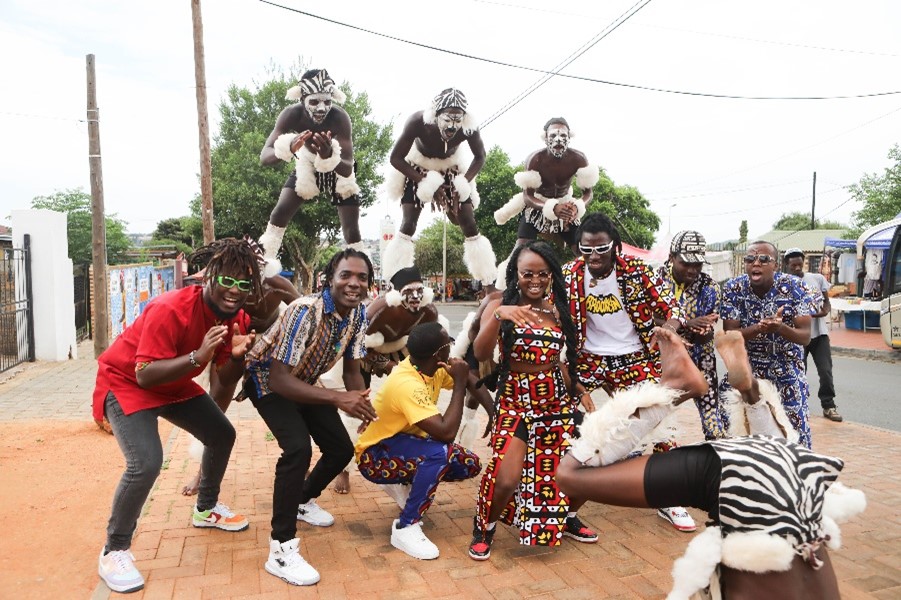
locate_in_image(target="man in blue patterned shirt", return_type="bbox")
[656,231,726,440]
[244,248,379,586]
[720,240,815,448]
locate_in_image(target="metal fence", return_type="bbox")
[0,235,34,373]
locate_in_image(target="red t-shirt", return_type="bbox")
[92,285,248,420]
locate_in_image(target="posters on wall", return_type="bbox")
[107,263,177,341]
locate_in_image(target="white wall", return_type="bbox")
[11,209,77,361]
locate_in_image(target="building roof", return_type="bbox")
[754,229,849,253]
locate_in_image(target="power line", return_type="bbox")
[480,0,654,129]
[678,184,845,218]
[650,178,807,203]
[256,1,901,102]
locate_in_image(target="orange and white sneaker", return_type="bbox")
[192,502,249,531]
[657,507,697,532]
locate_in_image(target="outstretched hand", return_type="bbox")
[289,131,313,154]
[308,131,334,158]
[230,323,256,361]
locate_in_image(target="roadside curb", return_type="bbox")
[833,346,900,363]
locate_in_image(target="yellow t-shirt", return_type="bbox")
[354,357,454,461]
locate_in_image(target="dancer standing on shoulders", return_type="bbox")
[259,69,363,275]
[381,88,497,287]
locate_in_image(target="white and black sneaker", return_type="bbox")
[264,538,320,586]
[296,499,335,527]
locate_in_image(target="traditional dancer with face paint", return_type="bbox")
[494,117,599,258]
[259,69,362,275]
[381,88,498,287]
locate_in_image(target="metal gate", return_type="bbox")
[73,264,91,342]
[0,234,35,373]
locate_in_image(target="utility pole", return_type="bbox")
[86,54,109,357]
[810,171,817,229]
[191,0,215,244]
[441,216,447,301]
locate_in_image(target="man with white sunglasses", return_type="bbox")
[720,240,817,448]
[562,213,696,533]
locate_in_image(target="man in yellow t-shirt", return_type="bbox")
[355,322,490,560]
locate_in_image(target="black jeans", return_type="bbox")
[251,391,353,543]
[804,334,836,409]
[104,391,235,551]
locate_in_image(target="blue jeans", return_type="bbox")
[103,391,236,551]
[358,433,481,526]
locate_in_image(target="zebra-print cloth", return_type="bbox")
[709,435,843,550]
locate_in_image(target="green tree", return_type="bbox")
[152,217,198,247]
[772,211,847,231]
[588,171,659,249]
[30,188,132,264]
[472,146,523,261]
[208,62,393,291]
[414,220,467,277]
[738,220,748,243]
[850,144,901,229]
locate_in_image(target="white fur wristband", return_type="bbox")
[542,198,560,221]
[572,198,587,221]
[416,170,444,204]
[313,139,342,173]
[273,133,297,163]
[452,174,472,202]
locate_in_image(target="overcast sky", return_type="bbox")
[2,0,899,251]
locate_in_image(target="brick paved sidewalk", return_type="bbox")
[87,399,898,599]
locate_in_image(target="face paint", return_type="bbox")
[436,108,465,141]
[400,283,425,311]
[545,124,570,158]
[304,92,333,124]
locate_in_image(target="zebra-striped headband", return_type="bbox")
[286,69,346,103]
[432,88,467,113]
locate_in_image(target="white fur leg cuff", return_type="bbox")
[576,165,600,190]
[381,233,415,283]
[542,198,560,221]
[452,174,472,202]
[313,139,343,173]
[463,235,498,283]
[385,289,403,307]
[365,332,385,349]
[273,133,297,163]
[416,170,444,204]
[495,193,525,225]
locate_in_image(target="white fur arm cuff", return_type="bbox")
[416,170,444,204]
[514,170,542,190]
[572,198,587,221]
[313,139,343,173]
[576,165,600,190]
[273,133,297,163]
[452,174,472,202]
[542,198,561,221]
[365,332,385,349]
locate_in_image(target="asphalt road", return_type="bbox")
[436,302,900,433]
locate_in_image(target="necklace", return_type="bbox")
[588,268,613,288]
[527,305,555,315]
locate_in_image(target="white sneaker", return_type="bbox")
[264,538,320,586]
[382,483,411,508]
[657,507,697,532]
[390,519,439,560]
[297,499,335,527]
[98,549,145,593]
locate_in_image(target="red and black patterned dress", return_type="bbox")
[475,323,576,546]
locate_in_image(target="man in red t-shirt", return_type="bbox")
[93,239,261,594]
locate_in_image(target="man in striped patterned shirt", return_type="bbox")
[244,248,379,587]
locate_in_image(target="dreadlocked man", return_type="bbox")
[381,88,498,286]
[93,238,261,594]
[259,68,362,275]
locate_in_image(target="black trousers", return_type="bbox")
[804,334,836,409]
[251,391,353,543]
